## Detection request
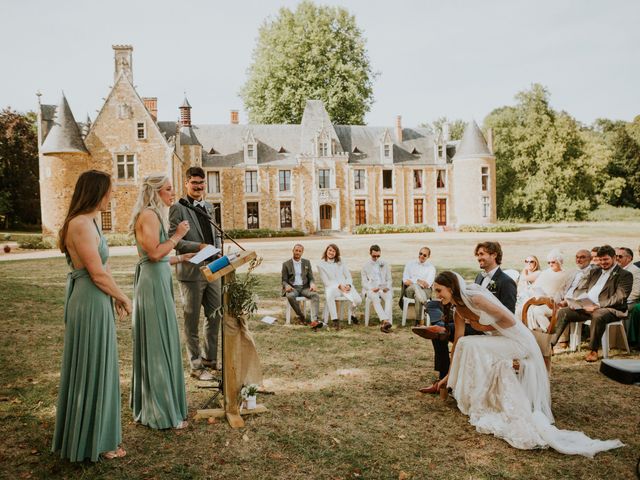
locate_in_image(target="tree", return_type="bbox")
[596,116,640,208]
[484,84,596,221]
[0,108,40,227]
[419,117,466,140]
[240,1,376,125]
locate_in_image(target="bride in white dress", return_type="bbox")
[432,271,623,457]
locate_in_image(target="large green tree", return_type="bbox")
[484,84,596,221]
[593,117,640,208]
[0,108,40,227]
[419,117,466,140]
[240,1,375,125]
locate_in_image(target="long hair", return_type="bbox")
[129,174,170,234]
[322,243,341,263]
[434,271,464,323]
[58,170,112,254]
[527,255,541,272]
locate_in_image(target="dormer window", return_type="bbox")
[243,129,258,164]
[319,141,328,157]
[384,144,390,158]
[247,144,254,158]
[136,122,146,140]
[437,145,443,158]
[380,129,393,163]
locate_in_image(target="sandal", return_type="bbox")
[174,420,188,430]
[102,446,126,460]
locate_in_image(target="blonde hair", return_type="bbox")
[129,174,170,234]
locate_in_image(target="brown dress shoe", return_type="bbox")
[380,320,392,333]
[412,325,448,341]
[584,350,599,362]
[418,381,440,394]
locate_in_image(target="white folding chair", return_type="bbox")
[602,321,631,358]
[284,296,309,325]
[362,289,372,326]
[401,297,415,327]
[322,296,353,325]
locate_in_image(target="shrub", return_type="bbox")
[353,224,435,234]
[104,233,136,246]
[458,224,521,233]
[18,235,57,249]
[226,228,305,239]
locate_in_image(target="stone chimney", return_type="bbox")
[486,128,494,154]
[113,45,133,83]
[230,110,239,124]
[143,97,158,121]
[395,115,402,143]
[179,97,192,127]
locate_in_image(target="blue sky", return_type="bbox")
[2,0,638,127]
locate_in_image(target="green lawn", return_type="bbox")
[0,255,638,479]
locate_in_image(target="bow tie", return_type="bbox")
[480,271,491,278]
[193,200,206,209]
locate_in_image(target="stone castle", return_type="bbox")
[37,45,496,236]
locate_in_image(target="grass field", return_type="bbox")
[1,242,639,479]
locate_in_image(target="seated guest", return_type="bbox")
[526,249,572,331]
[317,243,361,329]
[635,245,640,269]
[590,246,600,267]
[361,245,393,333]
[551,245,633,362]
[281,243,321,327]
[402,247,436,325]
[515,255,541,315]
[562,249,594,301]
[616,247,640,309]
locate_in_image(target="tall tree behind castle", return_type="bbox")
[0,108,40,228]
[240,1,375,125]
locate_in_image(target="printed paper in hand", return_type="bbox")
[189,245,221,264]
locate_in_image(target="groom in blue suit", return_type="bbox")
[414,241,517,393]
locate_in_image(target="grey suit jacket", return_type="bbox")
[281,258,314,295]
[575,264,633,315]
[169,199,222,282]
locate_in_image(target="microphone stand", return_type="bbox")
[179,199,246,410]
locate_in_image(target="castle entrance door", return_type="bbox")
[320,205,332,230]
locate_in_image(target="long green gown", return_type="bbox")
[52,221,122,462]
[130,213,187,429]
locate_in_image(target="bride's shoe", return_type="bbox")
[174,420,188,430]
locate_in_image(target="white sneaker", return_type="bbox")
[191,369,215,381]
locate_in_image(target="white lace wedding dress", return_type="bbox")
[447,274,624,457]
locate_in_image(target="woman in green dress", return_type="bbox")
[129,174,194,429]
[52,170,132,462]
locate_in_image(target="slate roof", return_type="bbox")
[453,120,491,159]
[41,94,88,155]
[157,101,468,167]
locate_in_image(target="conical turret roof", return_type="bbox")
[453,120,491,159]
[41,93,88,154]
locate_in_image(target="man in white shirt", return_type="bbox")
[281,244,320,326]
[561,249,594,301]
[402,247,436,324]
[361,245,394,333]
[616,247,640,309]
[551,245,633,362]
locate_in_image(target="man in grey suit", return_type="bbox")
[551,245,633,362]
[169,166,222,381]
[282,244,320,327]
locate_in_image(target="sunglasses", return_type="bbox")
[524,260,536,264]
[371,254,381,258]
[419,253,428,257]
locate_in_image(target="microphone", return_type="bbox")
[178,198,211,219]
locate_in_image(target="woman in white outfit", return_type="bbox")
[317,243,361,329]
[432,271,623,457]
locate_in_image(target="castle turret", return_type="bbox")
[39,93,90,236]
[451,120,496,226]
[178,97,202,166]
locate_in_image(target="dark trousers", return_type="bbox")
[552,306,622,351]
[432,322,483,379]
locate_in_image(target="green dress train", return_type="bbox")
[130,212,187,429]
[52,221,122,462]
